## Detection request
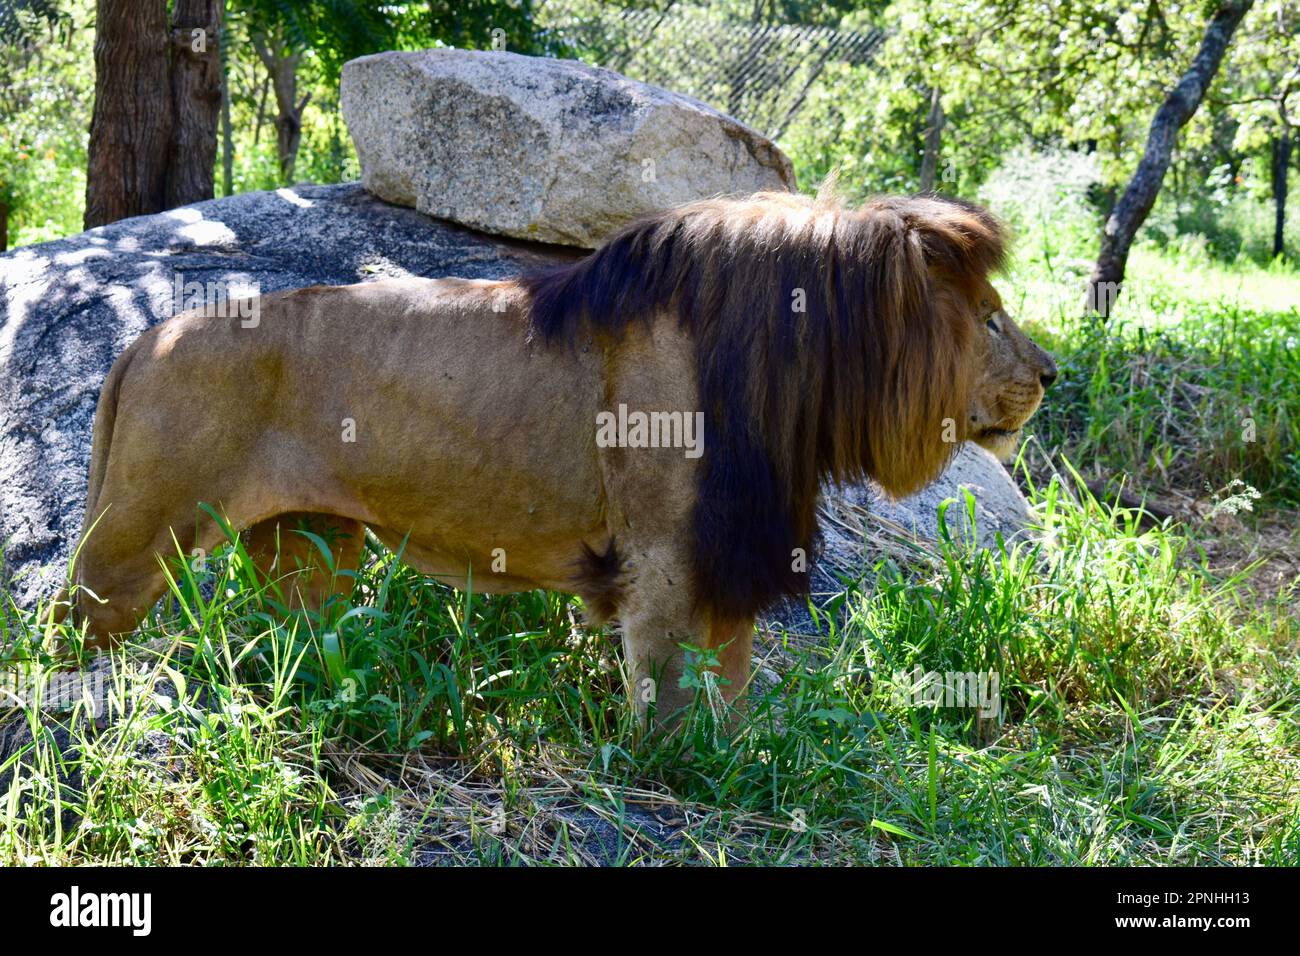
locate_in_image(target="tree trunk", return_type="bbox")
[165,0,224,209]
[272,59,306,182]
[253,72,270,146]
[1086,0,1254,317]
[84,0,173,229]
[1272,130,1291,260]
[919,85,945,192]
[252,31,308,183]
[0,200,8,253]
[221,60,233,196]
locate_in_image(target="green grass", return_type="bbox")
[2,250,1299,866]
[1004,244,1300,508]
[2,468,1296,865]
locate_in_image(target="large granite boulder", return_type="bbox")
[0,182,578,609]
[340,49,797,247]
[770,443,1036,637]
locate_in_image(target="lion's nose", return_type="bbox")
[1039,355,1058,389]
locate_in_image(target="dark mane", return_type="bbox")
[519,190,1007,622]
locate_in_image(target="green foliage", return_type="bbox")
[0,0,91,245]
[1031,297,1300,507]
[977,147,1103,265]
[1218,0,1300,152]
[864,0,1230,187]
[1150,161,1299,264]
[539,1,1296,266]
[1,0,1295,262]
[0,0,561,241]
[422,0,549,55]
[234,0,398,81]
[0,0,65,45]
[778,58,924,197]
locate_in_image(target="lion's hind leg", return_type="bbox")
[65,498,205,651]
[243,512,366,617]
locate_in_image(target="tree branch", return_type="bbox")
[1086,0,1255,317]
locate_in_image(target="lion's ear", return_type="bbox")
[905,197,1007,294]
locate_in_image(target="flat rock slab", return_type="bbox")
[340,49,797,247]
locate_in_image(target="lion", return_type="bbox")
[55,189,1055,726]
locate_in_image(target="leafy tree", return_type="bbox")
[0,0,89,247]
[1214,0,1300,259]
[1088,0,1255,315]
[0,0,66,246]
[232,1,556,183]
[236,1,393,181]
[423,0,546,53]
[0,0,63,44]
[784,1,1275,287]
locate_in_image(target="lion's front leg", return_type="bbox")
[620,608,756,730]
[616,543,756,729]
[618,607,694,727]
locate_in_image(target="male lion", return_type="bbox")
[57,190,1055,725]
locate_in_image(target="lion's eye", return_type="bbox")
[986,316,1001,333]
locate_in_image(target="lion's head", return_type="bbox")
[965,280,1057,461]
[522,188,1055,622]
